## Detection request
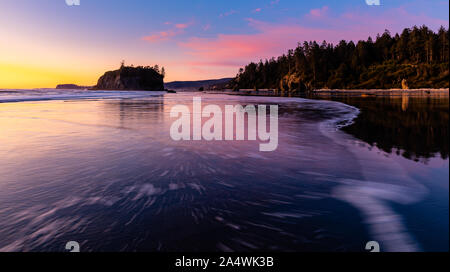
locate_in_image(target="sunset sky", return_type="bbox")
[0,0,448,89]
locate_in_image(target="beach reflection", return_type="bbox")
[0,92,447,252]
[314,93,449,162]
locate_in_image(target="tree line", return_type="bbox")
[228,25,449,92]
[120,60,166,79]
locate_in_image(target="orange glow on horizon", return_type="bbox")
[0,62,238,89]
[0,63,100,89]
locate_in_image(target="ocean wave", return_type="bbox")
[0,89,166,103]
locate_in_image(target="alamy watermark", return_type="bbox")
[65,0,80,6]
[365,241,381,252]
[169,97,279,152]
[66,0,379,7]
[65,241,80,252]
[365,0,381,6]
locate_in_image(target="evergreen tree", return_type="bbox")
[228,25,449,91]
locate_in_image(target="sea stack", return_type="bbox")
[401,79,409,90]
[95,65,164,91]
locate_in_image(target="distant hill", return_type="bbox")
[165,78,233,90]
[95,65,164,91]
[56,84,92,90]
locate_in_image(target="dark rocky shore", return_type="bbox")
[94,65,164,91]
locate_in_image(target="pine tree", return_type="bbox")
[228,26,449,91]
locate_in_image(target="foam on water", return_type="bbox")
[0,89,166,103]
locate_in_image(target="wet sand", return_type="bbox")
[0,91,447,252]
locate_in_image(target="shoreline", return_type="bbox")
[1,88,448,104]
[312,88,449,96]
[204,88,449,97]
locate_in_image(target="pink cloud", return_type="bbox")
[175,23,189,29]
[180,19,348,66]
[253,8,262,13]
[309,6,329,18]
[142,30,177,42]
[142,22,192,43]
[187,60,246,67]
[178,7,448,69]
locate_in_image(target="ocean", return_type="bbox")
[0,89,448,252]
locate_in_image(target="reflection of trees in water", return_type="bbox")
[323,95,449,162]
[101,97,166,128]
[401,94,409,112]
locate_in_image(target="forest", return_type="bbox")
[228,25,449,92]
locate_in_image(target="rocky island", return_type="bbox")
[56,84,92,90]
[95,64,165,91]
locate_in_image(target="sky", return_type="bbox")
[0,0,448,89]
